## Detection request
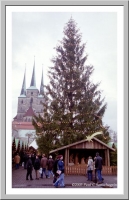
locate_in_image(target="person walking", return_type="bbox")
[34,155,41,180]
[14,153,21,170]
[95,152,103,183]
[40,154,48,178]
[87,156,93,181]
[26,154,33,180]
[53,155,65,188]
[52,155,60,184]
[47,155,54,178]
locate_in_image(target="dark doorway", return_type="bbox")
[69,149,105,165]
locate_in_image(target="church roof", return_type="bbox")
[39,68,44,95]
[27,60,38,90]
[20,67,26,96]
[27,58,39,90]
[30,58,36,87]
[24,106,35,117]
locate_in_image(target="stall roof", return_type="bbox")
[29,139,38,150]
[50,137,115,153]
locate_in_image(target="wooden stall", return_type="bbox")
[50,137,116,175]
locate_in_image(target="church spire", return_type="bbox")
[30,56,36,87]
[20,65,26,95]
[39,66,44,95]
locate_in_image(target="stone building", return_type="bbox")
[12,59,44,145]
[13,59,44,122]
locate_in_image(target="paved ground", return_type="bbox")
[12,166,117,188]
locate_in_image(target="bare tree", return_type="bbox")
[25,132,35,144]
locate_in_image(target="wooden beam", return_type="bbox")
[105,149,107,166]
[67,148,69,166]
[64,148,67,167]
[107,149,110,166]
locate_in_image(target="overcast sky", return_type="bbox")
[11,6,119,133]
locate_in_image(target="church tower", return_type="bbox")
[14,59,44,122]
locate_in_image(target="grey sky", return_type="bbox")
[12,10,117,132]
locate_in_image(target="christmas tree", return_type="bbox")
[32,18,110,154]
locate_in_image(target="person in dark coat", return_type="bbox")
[26,154,33,180]
[47,155,54,178]
[53,155,60,183]
[53,155,65,187]
[19,151,24,166]
[34,155,40,180]
[31,153,36,167]
[23,152,28,169]
[95,152,103,183]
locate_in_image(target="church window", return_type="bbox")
[31,92,33,95]
[21,100,23,104]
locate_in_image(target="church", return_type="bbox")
[12,60,44,144]
[13,60,44,122]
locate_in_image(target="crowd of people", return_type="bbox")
[13,151,104,187]
[13,152,65,187]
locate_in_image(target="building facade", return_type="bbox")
[12,60,44,145]
[13,60,44,122]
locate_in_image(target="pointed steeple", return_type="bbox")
[20,65,26,96]
[39,66,44,95]
[30,56,36,87]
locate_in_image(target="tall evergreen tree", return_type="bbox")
[32,18,110,153]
